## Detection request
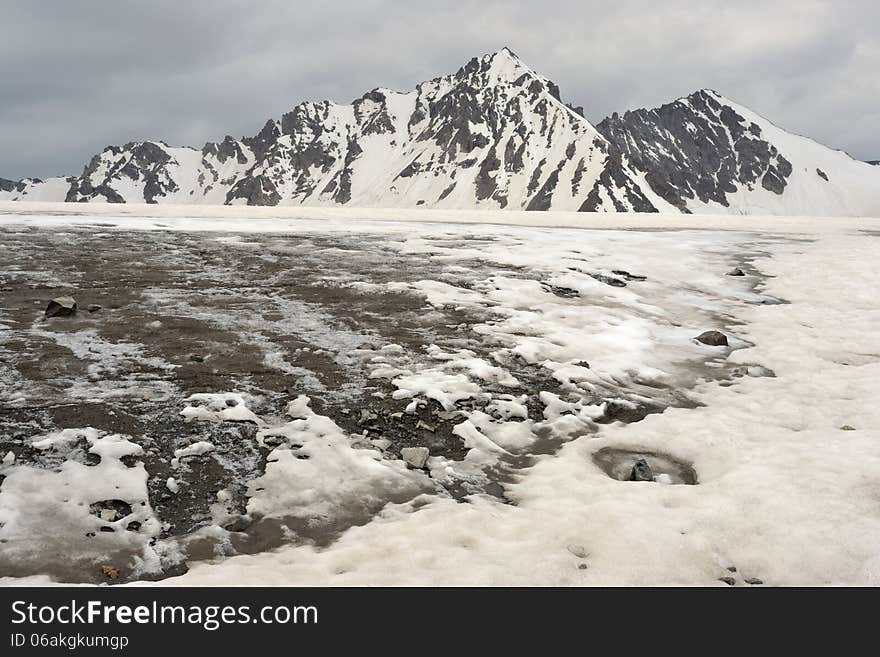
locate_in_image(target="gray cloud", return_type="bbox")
[1,0,877,179]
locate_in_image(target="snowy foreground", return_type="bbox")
[1,204,879,586]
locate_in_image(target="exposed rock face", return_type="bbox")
[596,90,794,212]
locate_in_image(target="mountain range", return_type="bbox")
[2,48,877,216]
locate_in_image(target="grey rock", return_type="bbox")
[718,576,736,586]
[45,296,77,318]
[597,89,793,211]
[727,268,746,276]
[629,458,654,482]
[86,303,102,313]
[401,446,430,469]
[695,330,729,346]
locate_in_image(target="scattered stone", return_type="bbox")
[86,304,102,313]
[415,420,436,433]
[189,354,205,363]
[612,269,647,281]
[629,459,654,482]
[572,360,590,369]
[745,577,763,585]
[588,273,627,288]
[695,330,729,346]
[401,446,430,469]
[358,409,379,425]
[262,434,286,448]
[434,411,463,421]
[727,566,737,573]
[727,268,746,277]
[542,283,580,298]
[840,425,856,431]
[99,526,115,533]
[225,398,238,407]
[718,576,736,586]
[598,399,661,424]
[126,521,142,532]
[45,296,77,318]
[101,565,121,580]
[578,563,588,570]
[89,499,133,522]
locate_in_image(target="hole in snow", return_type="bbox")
[591,447,698,485]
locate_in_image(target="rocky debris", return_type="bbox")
[718,576,736,586]
[629,459,654,482]
[588,272,627,287]
[89,499,133,522]
[611,269,647,281]
[695,330,729,346]
[541,283,579,298]
[840,425,856,431]
[401,446,430,469]
[727,268,746,276]
[45,296,77,318]
[188,354,205,363]
[86,304,102,313]
[126,521,141,532]
[101,565,121,580]
[745,577,763,585]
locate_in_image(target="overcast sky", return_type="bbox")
[1,0,877,179]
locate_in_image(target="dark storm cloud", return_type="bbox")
[1,0,877,179]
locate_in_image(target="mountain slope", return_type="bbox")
[3,49,654,213]
[2,52,877,216]
[596,89,880,216]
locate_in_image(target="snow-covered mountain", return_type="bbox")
[2,50,877,215]
[596,89,880,216]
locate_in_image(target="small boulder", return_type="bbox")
[695,330,729,346]
[727,268,745,277]
[45,296,77,318]
[89,499,133,522]
[86,304,102,313]
[401,446,430,469]
[629,458,654,482]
